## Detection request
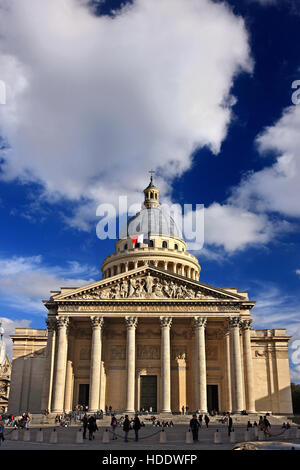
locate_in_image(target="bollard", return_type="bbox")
[229,429,236,443]
[49,428,58,444]
[244,430,250,442]
[253,427,259,438]
[36,428,44,443]
[160,429,167,443]
[102,429,110,443]
[76,428,83,444]
[186,429,193,444]
[258,430,264,441]
[23,429,31,441]
[296,428,300,439]
[214,429,222,444]
[11,429,19,441]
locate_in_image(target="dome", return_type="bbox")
[120,206,183,240]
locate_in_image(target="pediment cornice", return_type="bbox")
[46,266,254,308]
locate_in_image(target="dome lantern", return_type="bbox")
[143,171,160,209]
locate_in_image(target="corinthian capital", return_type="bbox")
[229,317,241,329]
[160,317,172,329]
[46,316,57,332]
[125,316,138,329]
[56,316,69,330]
[90,316,104,329]
[194,317,207,329]
[241,318,253,330]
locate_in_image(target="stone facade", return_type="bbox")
[7,180,293,415]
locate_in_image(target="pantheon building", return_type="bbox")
[8,179,293,415]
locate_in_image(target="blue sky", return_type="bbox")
[0,0,300,381]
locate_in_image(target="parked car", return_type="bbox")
[233,441,300,450]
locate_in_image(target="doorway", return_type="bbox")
[78,384,89,408]
[207,385,219,413]
[140,376,157,412]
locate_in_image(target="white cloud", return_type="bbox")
[230,104,300,218]
[0,0,252,228]
[0,255,97,313]
[296,269,300,277]
[0,317,32,359]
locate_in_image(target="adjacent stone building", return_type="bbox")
[0,322,12,413]
[8,179,293,415]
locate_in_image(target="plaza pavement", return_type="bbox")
[1,423,299,450]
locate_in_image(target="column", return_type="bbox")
[125,316,138,412]
[89,316,104,412]
[160,317,172,413]
[241,319,256,413]
[164,261,168,271]
[40,316,56,413]
[125,262,129,272]
[52,316,69,413]
[64,326,74,412]
[194,317,207,413]
[224,328,232,412]
[229,317,245,412]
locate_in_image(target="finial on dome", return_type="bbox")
[143,171,160,209]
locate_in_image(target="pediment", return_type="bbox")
[52,266,248,303]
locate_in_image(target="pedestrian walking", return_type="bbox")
[123,415,130,442]
[227,413,233,436]
[133,414,141,442]
[87,415,98,440]
[181,405,185,416]
[0,419,4,447]
[111,414,118,440]
[198,414,203,428]
[82,413,88,439]
[204,414,210,428]
[190,414,200,442]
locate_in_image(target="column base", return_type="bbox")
[160,410,172,414]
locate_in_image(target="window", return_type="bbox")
[174,244,178,250]
[149,240,154,247]
[162,241,168,248]
[124,243,128,250]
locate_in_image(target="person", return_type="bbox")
[111,414,118,440]
[190,414,200,442]
[181,405,185,416]
[258,416,264,430]
[133,414,141,442]
[108,405,112,415]
[185,405,189,415]
[87,415,98,440]
[247,421,252,430]
[198,414,203,428]
[123,415,131,442]
[82,414,88,439]
[0,419,4,447]
[227,414,233,436]
[263,415,271,436]
[204,414,210,428]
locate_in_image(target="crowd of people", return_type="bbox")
[0,412,31,429]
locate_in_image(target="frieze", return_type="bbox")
[137,345,160,360]
[110,345,126,360]
[57,304,241,314]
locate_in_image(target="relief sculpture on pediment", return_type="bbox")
[69,273,225,302]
